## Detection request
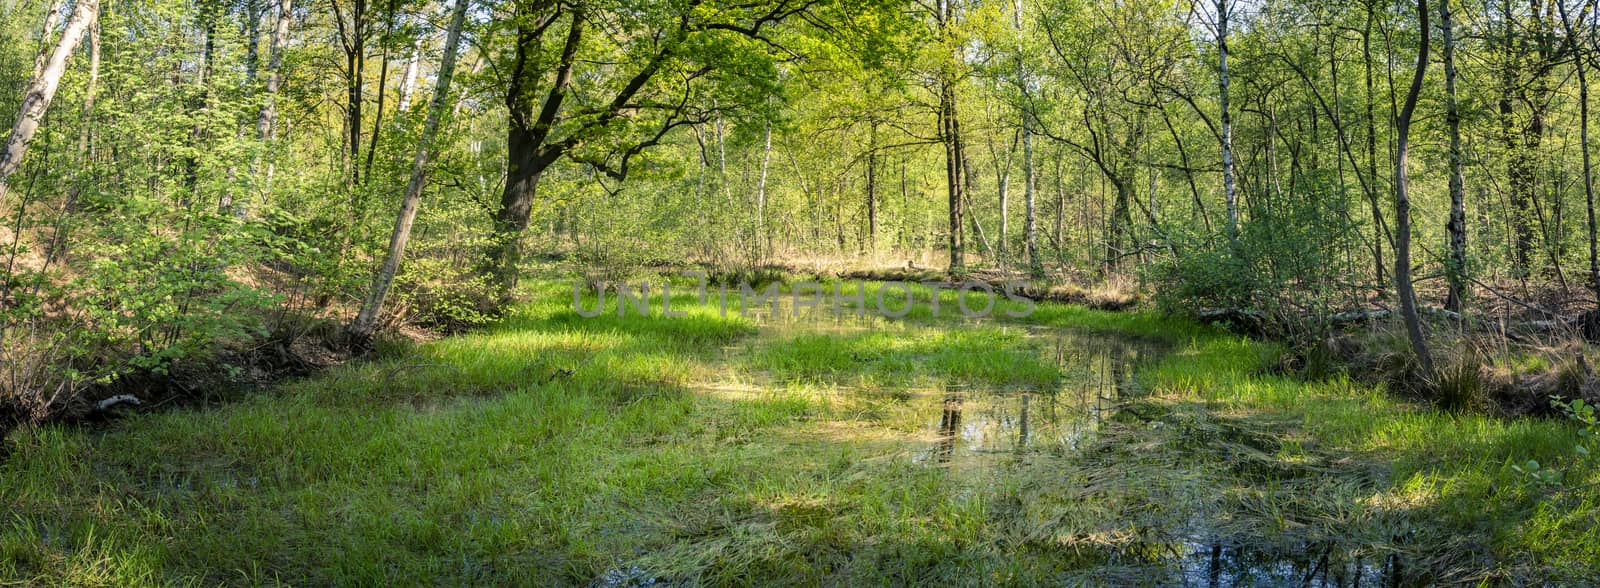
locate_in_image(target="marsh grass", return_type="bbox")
[0,281,1596,585]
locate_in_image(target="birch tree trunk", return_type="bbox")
[254,0,292,206]
[1363,6,1388,290]
[757,122,771,257]
[77,14,99,160]
[0,0,99,203]
[349,0,471,341]
[997,142,1009,256]
[1558,0,1599,304]
[1442,0,1469,312]
[866,120,878,253]
[1013,0,1040,277]
[1217,0,1238,241]
[1023,107,1039,276]
[30,0,66,80]
[398,34,422,112]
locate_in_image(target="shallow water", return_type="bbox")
[610,311,1425,586]
[1173,540,1401,588]
[912,330,1150,467]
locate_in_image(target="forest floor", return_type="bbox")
[1,280,1598,585]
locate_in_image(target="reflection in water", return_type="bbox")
[909,331,1415,586]
[1017,392,1030,450]
[740,315,1417,584]
[1181,541,1403,588]
[935,392,962,464]
[917,331,1147,466]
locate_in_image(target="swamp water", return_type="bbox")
[601,308,1415,586]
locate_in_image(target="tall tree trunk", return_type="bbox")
[485,3,581,301]
[1054,156,1065,257]
[77,13,98,160]
[1442,0,1469,311]
[253,0,292,208]
[398,33,421,112]
[1395,0,1434,377]
[1500,0,1537,273]
[0,0,98,202]
[1534,0,1558,282]
[942,81,965,274]
[757,121,772,258]
[1218,0,1238,241]
[365,0,400,180]
[29,0,66,80]
[1023,102,1040,276]
[334,0,367,188]
[245,0,261,85]
[901,153,911,252]
[349,0,470,341]
[939,0,964,275]
[715,110,729,203]
[867,119,878,253]
[1107,176,1133,273]
[488,33,578,298]
[1560,0,1600,303]
[1363,4,1388,291]
[189,5,217,201]
[1012,0,1041,276]
[998,142,1010,257]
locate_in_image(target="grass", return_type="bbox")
[1,279,1596,585]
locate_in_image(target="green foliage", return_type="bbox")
[1150,172,1361,333]
[1523,397,1600,486]
[1149,243,1257,315]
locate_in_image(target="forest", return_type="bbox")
[3,0,1600,584]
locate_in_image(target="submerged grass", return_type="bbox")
[0,280,1595,585]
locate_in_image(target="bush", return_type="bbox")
[1149,172,1362,342]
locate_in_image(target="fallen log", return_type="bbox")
[93,394,141,412]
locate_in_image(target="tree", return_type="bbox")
[252,0,292,207]
[348,0,471,341]
[331,0,372,189]
[481,0,815,301]
[1393,0,1433,377]
[1558,0,1599,307]
[1216,0,1238,241]
[925,0,969,274]
[1441,0,1468,312]
[0,0,99,202]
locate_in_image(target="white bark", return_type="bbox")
[0,0,99,202]
[95,394,141,412]
[349,0,471,340]
[757,121,771,255]
[251,0,292,207]
[257,0,291,143]
[1218,0,1238,240]
[998,158,1009,254]
[1016,0,1038,275]
[30,0,66,80]
[398,34,422,112]
[78,14,98,159]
